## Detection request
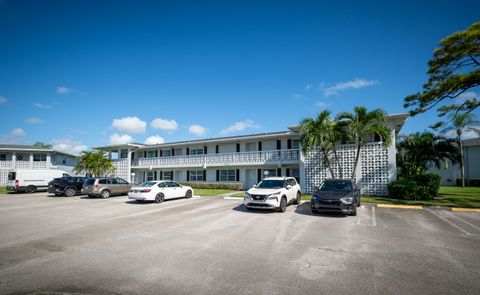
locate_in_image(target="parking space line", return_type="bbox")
[372,206,376,227]
[377,204,423,210]
[427,208,472,235]
[448,213,480,232]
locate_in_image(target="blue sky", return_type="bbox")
[0,0,479,154]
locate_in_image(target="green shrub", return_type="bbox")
[469,179,480,187]
[411,174,441,197]
[387,174,439,200]
[179,181,243,190]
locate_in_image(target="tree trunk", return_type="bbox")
[332,144,343,179]
[351,144,362,180]
[323,150,336,179]
[458,133,465,188]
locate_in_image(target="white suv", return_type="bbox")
[244,177,302,212]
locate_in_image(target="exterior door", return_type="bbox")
[245,169,257,189]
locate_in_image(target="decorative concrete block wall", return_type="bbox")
[111,159,129,181]
[304,143,392,196]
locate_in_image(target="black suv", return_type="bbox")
[48,177,86,197]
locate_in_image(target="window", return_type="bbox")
[109,178,119,184]
[158,182,168,188]
[219,170,236,182]
[146,171,154,181]
[292,140,300,149]
[162,150,172,157]
[117,178,128,184]
[262,169,277,179]
[286,178,296,186]
[190,170,204,181]
[190,148,204,155]
[33,154,47,161]
[0,154,6,161]
[120,149,128,158]
[147,150,156,158]
[291,168,300,184]
[167,182,181,187]
[99,179,108,184]
[163,171,173,180]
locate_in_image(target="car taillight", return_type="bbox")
[54,182,61,186]
[15,180,19,187]
[94,179,99,188]
[140,189,151,193]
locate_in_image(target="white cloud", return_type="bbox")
[112,116,147,134]
[151,118,178,133]
[109,133,134,145]
[25,117,44,124]
[144,135,165,145]
[33,103,52,109]
[320,78,380,97]
[56,86,71,94]
[305,84,312,91]
[221,119,260,135]
[315,101,328,108]
[52,139,88,155]
[10,128,25,138]
[0,96,6,104]
[443,127,480,140]
[188,124,208,137]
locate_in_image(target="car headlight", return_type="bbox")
[340,196,353,204]
[244,192,251,199]
[267,193,280,201]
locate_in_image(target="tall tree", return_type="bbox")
[74,150,115,177]
[404,22,480,122]
[299,111,338,178]
[32,142,52,149]
[397,132,459,177]
[440,113,480,187]
[336,106,392,179]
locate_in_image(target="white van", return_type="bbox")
[6,169,70,193]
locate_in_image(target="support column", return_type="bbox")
[299,145,306,193]
[29,152,33,169]
[46,153,51,169]
[12,152,16,169]
[127,148,132,183]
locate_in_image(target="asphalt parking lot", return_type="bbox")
[0,192,479,295]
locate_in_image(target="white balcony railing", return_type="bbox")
[132,149,300,169]
[0,161,49,169]
[0,161,13,168]
[15,161,31,169]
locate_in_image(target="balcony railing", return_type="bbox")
[132,149,300,169]
[0,161,49,169]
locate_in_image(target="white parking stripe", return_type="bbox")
[372,206,376,227]
[427,209,472,235]
[446,212,480,232]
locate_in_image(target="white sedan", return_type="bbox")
[128,181,194,203]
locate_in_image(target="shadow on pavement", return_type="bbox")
[295,202,347,218]
[232,203,276,214]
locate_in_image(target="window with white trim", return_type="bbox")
[120,149,128,158]
[190,148,204,155]
[147,150,156,158]
[33,154,47,161]
[220,170,236,182]
[0,154,6,161]
[190,170,204,181]
[262,169,277,179]
[162,150,172,157]
[163,171,173,180]
[292,140,300,149]
[146,171,155,181]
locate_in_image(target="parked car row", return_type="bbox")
[6,169,360,216]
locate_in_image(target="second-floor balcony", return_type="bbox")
[131,149,300,169]
[0,160,49,169]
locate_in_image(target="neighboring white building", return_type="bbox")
[430,137,480,186]
[0,144,78,186]
[96,113,408,196]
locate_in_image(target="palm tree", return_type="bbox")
[32,142,53,148]
[336,106,392,179]
[74,150,116,177]
[299,110,337,178]
[440,113,480,187]
[397,132,459,177]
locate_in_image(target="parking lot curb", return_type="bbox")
[451,207,480,213]
[376,204,423,210]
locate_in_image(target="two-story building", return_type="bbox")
[96,113,408,195]
[0,144,78,186]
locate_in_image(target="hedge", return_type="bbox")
[456,178,480,187]
[179,181,244,190]
[387,173,440,200]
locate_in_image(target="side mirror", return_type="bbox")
[253,184,257,188]
[286,185,292,190]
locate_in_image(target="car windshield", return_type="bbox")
[256,180,284,189]
[319,181,352,192]
[137,182,156,187]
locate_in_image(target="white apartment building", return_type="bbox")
[0,144,78,185]
[96,113,408,196]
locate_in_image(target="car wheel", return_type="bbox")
[357,197,361,207]
[155,193,165,203]
[64,187,76,197]
[25,186,36,194]
[293,192,301,205]
[101,190,111,199]
[185,190,192,199]
[278,197,287,213]
[349,205,357,216]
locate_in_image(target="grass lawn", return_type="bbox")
[0,186,6,194]
[362,186,480,208]
[194,188,237,196]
